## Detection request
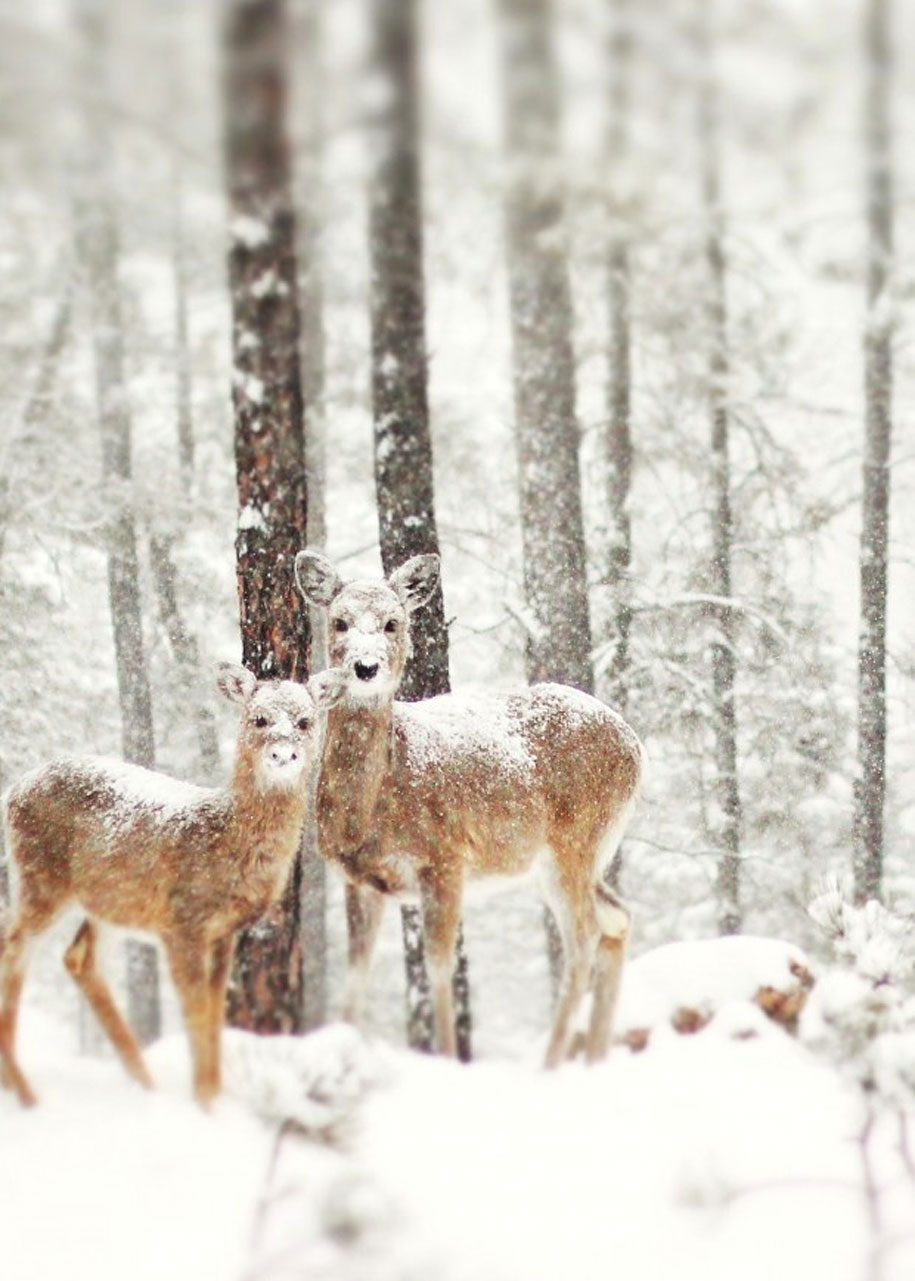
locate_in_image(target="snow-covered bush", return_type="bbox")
[802,877,915,1109]
[223,1024,387,1142]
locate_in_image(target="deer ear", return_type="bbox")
[388,554,440,613]
[308,667,347,711]
[295,549,343,607]
[214,661,258,705]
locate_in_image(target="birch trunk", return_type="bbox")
[853,0,893,905]
[605,0,634,715]
[72,0,160,1045]
[602,0,635,892]
[696,2,742,934]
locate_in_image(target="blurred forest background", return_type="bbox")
[0,0,912,1058]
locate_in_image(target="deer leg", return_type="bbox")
[585,884,631,1063]
[64,918,154,1090]
[205,933,235,1100]
[541,863,599,1070]
[418,870,463,1058]
[164,936,213,1107]
[543,935,594,1069]
[0,922,38,1106]
[342,881,386,1025]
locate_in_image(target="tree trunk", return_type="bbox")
[497,0,594,989]
[72,0,161,1045]
[696,3,742,935]
[152,59,223,783]
[291,0,328,1032]
[367,0,471,1060]
[603,0,635,893]
[223,0,312,1032]
[497,0,594,695]
[0,282,72,565]
[149,535,221,780]
[853,0,893,906]
[605,0,634,716]
[171,156,195,489]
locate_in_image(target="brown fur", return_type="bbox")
[0,665,343,1108]
[295,549,644,1066]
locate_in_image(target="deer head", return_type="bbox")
[294,550,440,702]
[215,661,346,787]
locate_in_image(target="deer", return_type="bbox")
[0,662,345,1109]
[295,549,644,1068]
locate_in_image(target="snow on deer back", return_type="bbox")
[295,548,645,1068]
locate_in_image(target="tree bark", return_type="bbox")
[0,283,72,565]
[149,535,221,780]
[605,0,634,716]
[696,2,742,935]
[497,0,594,988]
[171,155,195,489]
[223,0,312,1031]
[601,0,635,893]
[72,0,160,1044]
[497,0,594,695]
[291,0,328,1032]
[151,191,222,780]
[853,0,893,906]
[367,0,471,1060]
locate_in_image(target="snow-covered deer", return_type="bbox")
[295,549,644,1066]
[0,662,344,1108]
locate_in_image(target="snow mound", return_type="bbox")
[615,936,815,1046]
[222,1023,386,1139]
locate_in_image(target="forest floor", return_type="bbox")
[3,996,915,1281]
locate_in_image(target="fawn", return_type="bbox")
[295,549,644,1066]
[0,662,344,1108]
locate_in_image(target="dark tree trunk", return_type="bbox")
[223,0,311,1031]
[497,0,594,696]
[292,0,328,1032]
[72,0,160,1045]
[696,3,742,935]
[853,0,893,906]
[367,0,471,1061]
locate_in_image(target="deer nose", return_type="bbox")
[354,661,379,682]
[269,744,298,766]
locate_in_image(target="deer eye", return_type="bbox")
[333,618,349,633]
[253,714,269,729]
[384,619,397,635]
[296,717,311,732]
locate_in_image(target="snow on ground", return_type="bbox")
[0,1013,269,1281]
[4,997,915,1281]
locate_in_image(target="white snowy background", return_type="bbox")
[1,0,915,1277]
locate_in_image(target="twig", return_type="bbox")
[243,1120,299,1280]
[860,1106,885,1281]
[898,1111,915,1187]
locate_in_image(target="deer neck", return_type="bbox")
[318,699,394,856]
[229,756,309,872]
